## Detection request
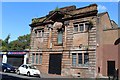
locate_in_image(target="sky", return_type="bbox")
[1,2,119,41]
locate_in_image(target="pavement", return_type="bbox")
[40,72,71,78]
[0,71,70,80]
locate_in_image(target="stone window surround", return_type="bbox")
[73,22,90,33]
[54,27,64,46]
[57,29,63,45]
[32,53,42,65]
[35,29,44,38]
[71,52,89,68]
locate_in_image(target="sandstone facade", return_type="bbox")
[29,4,120,78]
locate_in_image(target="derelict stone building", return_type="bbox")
[29,4,120,78]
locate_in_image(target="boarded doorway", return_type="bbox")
[48,54,62,75]
[107,61,115,76]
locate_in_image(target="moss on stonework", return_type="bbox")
[54,6,60,11]
[32,18,39,24]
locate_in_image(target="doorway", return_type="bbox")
[107,61,115,76]
[48,54,62,75]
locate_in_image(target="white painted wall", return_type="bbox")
[2,55,7,63]
[23,54,28,64]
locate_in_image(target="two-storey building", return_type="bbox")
[29,4,120,78]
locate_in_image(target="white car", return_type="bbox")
[17,64,41,77]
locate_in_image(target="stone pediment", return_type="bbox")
[30,4,98,27]
[43,11,66,22]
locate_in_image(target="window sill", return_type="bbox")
[71,64,89,69]
[71,66,89,69]
[54,43,63,46]
[73,31,88,34]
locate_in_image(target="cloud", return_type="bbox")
[98,5,107,12]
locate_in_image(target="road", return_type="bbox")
[0,71,68,80]
[0,72,112,80]
[0,72,40,80]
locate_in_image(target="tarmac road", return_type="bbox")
[0,72,40,80]
[0,72,112,80]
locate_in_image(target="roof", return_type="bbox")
[111,20,118,28]
[98,12,119,29]
[49,5,76,14]
[30,4,98,27]
[97,12,107,17]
